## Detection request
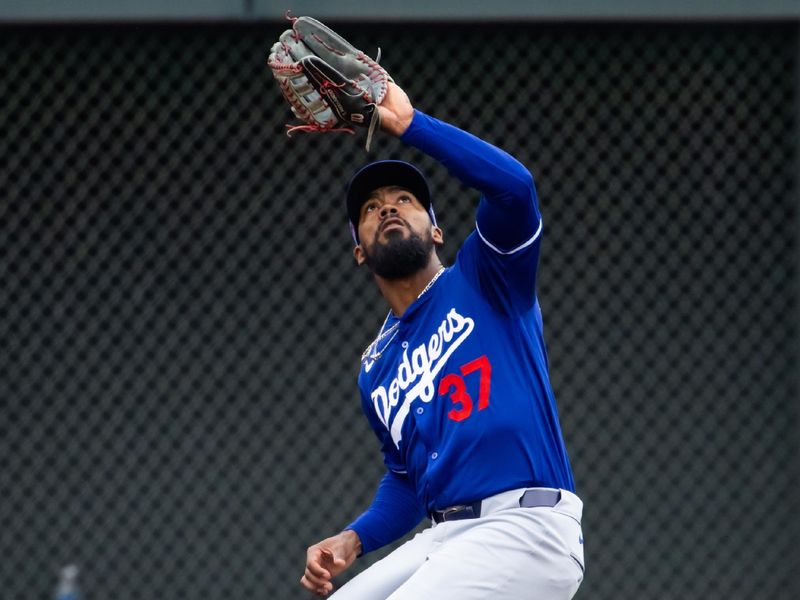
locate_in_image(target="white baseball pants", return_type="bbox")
[332,488,585,600]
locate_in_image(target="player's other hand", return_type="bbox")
[378,82,414,137]
[300,530,362,596]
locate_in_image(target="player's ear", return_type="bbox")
[432,226,444,247]
[353,244,367,266]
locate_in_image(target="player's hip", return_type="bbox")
[425,488,585,595]
[430,486,581,524]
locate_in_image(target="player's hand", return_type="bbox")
[300,530,362,596]
[378,82,415,137]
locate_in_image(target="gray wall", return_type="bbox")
[1,0,799,20]
[0,19,797,600]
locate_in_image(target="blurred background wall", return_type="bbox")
[0,2,797,599]
[2,0,800,20]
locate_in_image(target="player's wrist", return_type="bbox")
[378,110,411,137]
[377,83,414,137]
[340,529,363,558]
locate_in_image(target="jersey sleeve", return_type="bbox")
[345,470,426,555]
[349,376,426,554]
[400,110,543,312]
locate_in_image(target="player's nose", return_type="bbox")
[379,205,398,219]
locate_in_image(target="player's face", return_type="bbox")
[354,186,443,279]
[358,186,433,242]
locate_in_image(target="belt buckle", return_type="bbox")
[441,504,468,521]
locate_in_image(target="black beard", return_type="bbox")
[362,226,434,280]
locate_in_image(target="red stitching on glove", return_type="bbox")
[285,123,355,137]
[268,60,303,73]
[277,79,313,119]
[320,79,347,90]
[312,33,347,57]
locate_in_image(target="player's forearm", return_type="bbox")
[345,471,426,555]
[401,109,541,252]
[400,110,536,208]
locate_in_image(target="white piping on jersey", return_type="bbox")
[475,218,543,255]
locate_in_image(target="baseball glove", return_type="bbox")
[267,15,392,151]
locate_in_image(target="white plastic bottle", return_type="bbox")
[54,564,80,600]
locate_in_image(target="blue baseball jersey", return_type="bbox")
[347,110,574,554]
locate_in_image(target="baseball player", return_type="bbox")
[269,17,584,599]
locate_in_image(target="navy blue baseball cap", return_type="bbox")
[346,160,437,244]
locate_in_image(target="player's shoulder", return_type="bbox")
[453,227,542,313]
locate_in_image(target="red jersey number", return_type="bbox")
[439,355,492,422]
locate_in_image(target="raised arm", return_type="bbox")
[379,83,540,253]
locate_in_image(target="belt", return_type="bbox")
[431,488,562,524]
